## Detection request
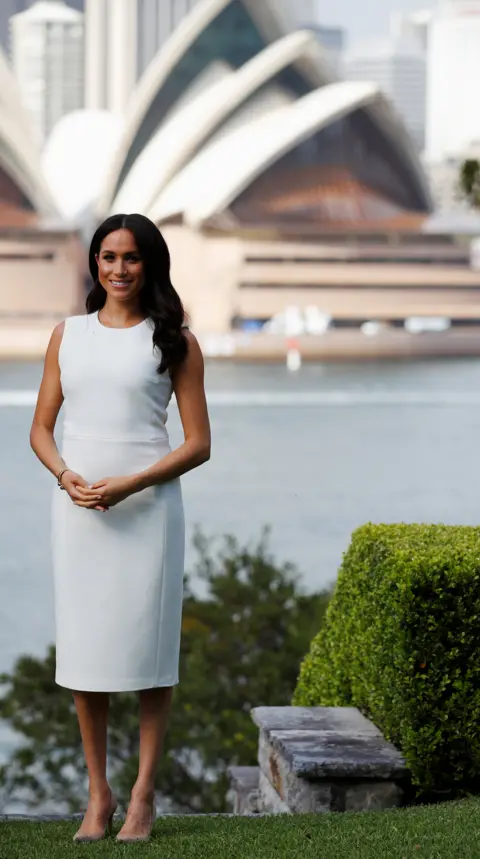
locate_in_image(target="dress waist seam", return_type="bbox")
[63,433,170,444]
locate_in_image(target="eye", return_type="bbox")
[102,254,115,261]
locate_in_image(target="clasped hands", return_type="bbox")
[60,471,141,512]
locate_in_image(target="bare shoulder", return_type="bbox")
[183,329,204,365]
[173,329,204,385]
[183,328,201,350]
[48,320,66,351]
[40,323,65,376]
[52,320,65,339]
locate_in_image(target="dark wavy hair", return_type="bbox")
[86,213,188,375]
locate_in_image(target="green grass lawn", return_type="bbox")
[1,799,479,858]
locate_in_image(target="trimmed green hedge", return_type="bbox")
[293,523,480,793]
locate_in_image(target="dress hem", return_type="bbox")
[55,675,179,692]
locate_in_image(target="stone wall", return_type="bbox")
[228,706,408,815]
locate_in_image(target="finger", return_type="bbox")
[71,495,109,510]
[69,485,92,499]
[76,486,104,499]
[74,500,104,509]
[81,485,105,495]
[90,481,107,490]
[69,490,86,502]
[70,493,99,505]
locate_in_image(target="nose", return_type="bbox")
[113,259,127,278]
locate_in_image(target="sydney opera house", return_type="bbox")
[2,0,480,358]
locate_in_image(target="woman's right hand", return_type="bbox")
[60,471,109,512]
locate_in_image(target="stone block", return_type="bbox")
[258,729,332,813]
[252,706,407,781]
[226,766,260,815]
[252,707,382,738]
[258,769,291,814]
[252,707,407,814]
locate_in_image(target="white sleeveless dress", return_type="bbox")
[51,311,185,692]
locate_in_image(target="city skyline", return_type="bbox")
[0,0,439,57]
[318,0,435,47]
[3,0,479,174]
[3,0,480,375]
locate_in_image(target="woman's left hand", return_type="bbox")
[76,475,138,509]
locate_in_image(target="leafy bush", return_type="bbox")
[293,523,480,794]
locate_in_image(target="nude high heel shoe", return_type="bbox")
[115,799,156,843]
[73,793,117,843]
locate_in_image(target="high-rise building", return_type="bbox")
[11,0,84,144]
[84,0,137,115]
[426,0,480,161]
[391,10,431,54]
[346,49,426,151]
[345,11,427,152]
[0,2,26,55]
[0,0,83,55]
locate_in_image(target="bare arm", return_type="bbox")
[133,330,211,490]
[30,322,66,478]
[30,323,106,510]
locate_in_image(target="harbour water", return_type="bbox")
[2,355,480,767]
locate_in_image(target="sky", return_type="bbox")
[317,0,436,48]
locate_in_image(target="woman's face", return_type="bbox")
[96,229,145,303]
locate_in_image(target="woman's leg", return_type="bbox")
[72,691,115,836]
[117,686,173,837]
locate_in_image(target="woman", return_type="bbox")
[30,214,211,843]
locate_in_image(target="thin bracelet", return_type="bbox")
[57,468,69,489]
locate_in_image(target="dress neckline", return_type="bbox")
[95,310,148,331]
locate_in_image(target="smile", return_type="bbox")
[110,281,131,287]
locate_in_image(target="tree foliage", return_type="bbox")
[459,159,480,208]
[0,529,331,813]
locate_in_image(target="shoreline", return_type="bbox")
[2,322,480,362]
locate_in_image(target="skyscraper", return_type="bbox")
[0,0,83,55]
[346,12,427,151]
[391,10,431,54]
[0,2,26,55]
[84,0,137,115]
[346,48,426,151]
[10,0,84,143]
[426,0,480,160]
